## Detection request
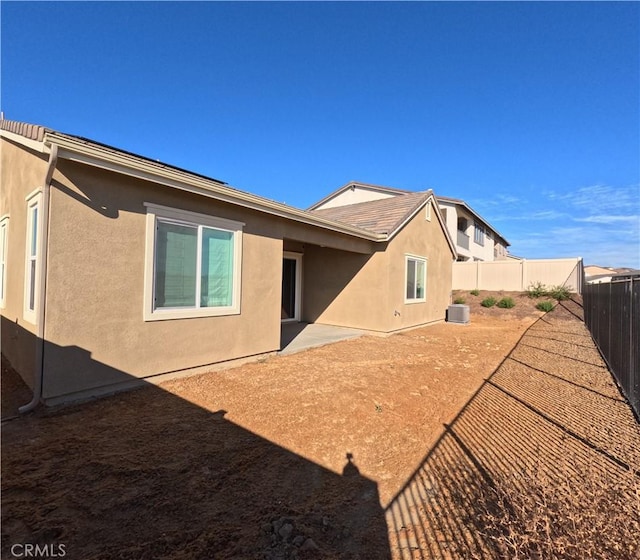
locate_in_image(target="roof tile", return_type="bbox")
[0,118,49,141]
[311,191,431,235]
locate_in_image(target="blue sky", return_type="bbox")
[2,2,639,267]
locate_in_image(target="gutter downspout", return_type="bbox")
[19,144,58,414]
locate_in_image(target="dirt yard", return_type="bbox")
[2,292,639,559]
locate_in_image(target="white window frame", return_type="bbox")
[474,222,485,246]
[282,251,303,323]
[143,203,244,321]
[0,215,9,308]
[24,190,43,324]
[404,254,427,304]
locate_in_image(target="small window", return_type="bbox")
[24,191,42,323]
[144,203,243,321]
[457,217,467,232]
[0,216,8,308]
[405,255,427,303]
[474,222,485,246]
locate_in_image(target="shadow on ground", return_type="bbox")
[386,298,640,559]
[2,367,390,560]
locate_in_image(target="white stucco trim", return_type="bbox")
[404,254,428,304]
[23,189,43,324]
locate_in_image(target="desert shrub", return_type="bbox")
[526,281,548,298]
[470,289,480,296]
[497,297,515,309]
[481,297,497,308]
[536,300,554,312]
[547,285,572,301]
[453,297,466,304]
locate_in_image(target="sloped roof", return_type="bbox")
[0,119,49,141]
[0,118,385,242]
[311,191,431,235]
[1,118,455,256]
[0,118,228,185]
[308,182,508,248]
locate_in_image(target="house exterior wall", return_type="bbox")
[6,154,380,402]
[0,138,50,388]
[313,186,396,210]
[303,247,389,330]
[303,207,453,332]
[494,241,509,260]
[438,201,497,262]
[39,160,284,400]
[2,138,456,403]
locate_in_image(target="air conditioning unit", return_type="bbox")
[447,304,470,324]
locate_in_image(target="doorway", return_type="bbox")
[281,252,302,322]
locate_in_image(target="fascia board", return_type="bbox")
[49,135,385,243]
[386,193,458,259]
[0,129,49,154]
[385,195,430,240]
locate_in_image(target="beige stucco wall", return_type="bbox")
[0,138,50,388]
[303,246,389,330]
[2,138,454,402]
[304,206,454,332]
[39,160,384,400]
[40,160,286,399]
[314,186,396,210]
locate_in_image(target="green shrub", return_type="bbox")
[526,281,547,298]
[548,285,572,301]
[470,289,480,296]
[497,297,516,309]
[481,297,497,308]
[536,300,555,312]
[453,297,466,304]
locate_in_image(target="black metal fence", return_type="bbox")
[583,276,639,418]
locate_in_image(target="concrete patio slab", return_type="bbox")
[279,322,367,355]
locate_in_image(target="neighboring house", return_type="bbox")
[436,196,510,262]
[584,265,640,284]
[0,120,456,406]
[310,184,509,262]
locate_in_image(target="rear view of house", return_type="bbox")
[1,120,456,406]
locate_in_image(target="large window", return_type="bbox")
[0,216,8,308]
[24,191,42,323]
[405,255,427,303]
[144,203,243,321]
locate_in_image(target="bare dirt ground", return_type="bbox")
[2,292,639,559]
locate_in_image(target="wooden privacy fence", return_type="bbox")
[583,277,639,418]
[452,257,583,293]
